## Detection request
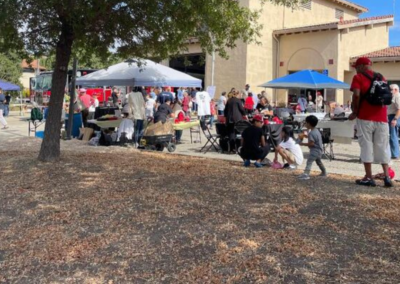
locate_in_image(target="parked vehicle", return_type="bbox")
[29,69,112,105]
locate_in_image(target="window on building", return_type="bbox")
[335,8,344,20]
[300,0,312,10]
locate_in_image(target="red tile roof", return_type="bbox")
[352,47,400,60]
[274,15,394,35]
[21,59,46,71]
[338,15,394,26]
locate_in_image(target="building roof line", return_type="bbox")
[329,0,368,13]
[273,15,394,36]
[350,46,400,62]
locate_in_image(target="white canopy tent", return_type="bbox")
[76,59,202,88]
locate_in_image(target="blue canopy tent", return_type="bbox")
[258,70,350,110]
[259,70,350,90]
[0,79,22,115]
[0,79,21,91]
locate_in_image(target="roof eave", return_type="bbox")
[331,0,368,13]
[273,24,338,36]
[338,17,394,29]
[350,56,400,63]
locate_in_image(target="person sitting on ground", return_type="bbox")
[154,98,175,124]
[239,114,270,168]
[244,92,254,115]
[274,126,304,170]
[256,96,273,116]
[297,115,327,180]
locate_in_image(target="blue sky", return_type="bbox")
[352,0,399,46]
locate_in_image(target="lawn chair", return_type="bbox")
[234,120,252,152]
[216,123,230,153]
[190,123,201,143]
[320,128,334,161]
[199,119,221,154]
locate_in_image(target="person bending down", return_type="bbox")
[297,115,327,180]
[239,114,269,168]
[274,126,304,170]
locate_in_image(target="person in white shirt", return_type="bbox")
[217,91,227,115]
[88,94,100,120]
[274,126,304,169]
[145,93,156,119]
[117,111,134,143]
[196,91,211,117]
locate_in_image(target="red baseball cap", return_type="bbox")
[352,57,372,68]
[253,114,263,122]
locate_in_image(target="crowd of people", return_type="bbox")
[69,57,398,187]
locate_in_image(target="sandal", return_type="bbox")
[2,125,9,129]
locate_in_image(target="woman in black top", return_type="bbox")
[224,91,246,151]
[256,96,273,116]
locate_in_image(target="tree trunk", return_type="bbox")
[38,23,74,162]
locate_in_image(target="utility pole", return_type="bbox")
[66,57,77,140]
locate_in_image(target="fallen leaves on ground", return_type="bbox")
[0,138,399,283]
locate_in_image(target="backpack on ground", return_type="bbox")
[31,107,43,121]
[362,72,392,106]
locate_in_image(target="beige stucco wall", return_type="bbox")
[20,72,34,89]
[282,0,359,29]
[276,30,339,104]
[339,22,390,103]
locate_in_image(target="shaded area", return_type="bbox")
[0,149,399,283]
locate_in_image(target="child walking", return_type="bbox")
[297,115,327,180]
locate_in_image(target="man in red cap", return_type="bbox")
[349,57,393,187]
[239,114,269,168]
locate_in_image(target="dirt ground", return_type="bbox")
[1,138,399,283]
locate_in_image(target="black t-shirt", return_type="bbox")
[111,92,118,103]
[5,95,11,105]
[256,103,272,113]
[242,125,264,154]
[154,103,172,123]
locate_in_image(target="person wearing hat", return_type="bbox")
[239,114,269,168]
[349,57,393,187]
[77,88,93,127]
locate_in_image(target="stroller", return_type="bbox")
[140,120,176,152]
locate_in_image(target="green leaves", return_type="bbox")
[0,52,22,87]
[0,0,302,61]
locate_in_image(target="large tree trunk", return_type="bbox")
[38,23,74,162]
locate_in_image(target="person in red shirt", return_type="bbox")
[77,88,93,127]
[244,93,254,114]
[349,57,392,187]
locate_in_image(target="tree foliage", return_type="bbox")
[0,52,22,87]
[0,0,301,162]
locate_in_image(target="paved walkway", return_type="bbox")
[1,112,398,178]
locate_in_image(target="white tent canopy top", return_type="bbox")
[76,59,202,88]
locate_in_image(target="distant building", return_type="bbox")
[175,0,395,105]
[20,59,46,89]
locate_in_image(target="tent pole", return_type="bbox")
[66,57,77,140]
[103,86,106,106]
[19,91,22,116]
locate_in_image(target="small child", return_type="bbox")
[274,126,304,170]
[297,115,327,180]
[208,99,216,130]
[244,93,254,114]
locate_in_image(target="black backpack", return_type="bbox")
[362,72,392,106]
